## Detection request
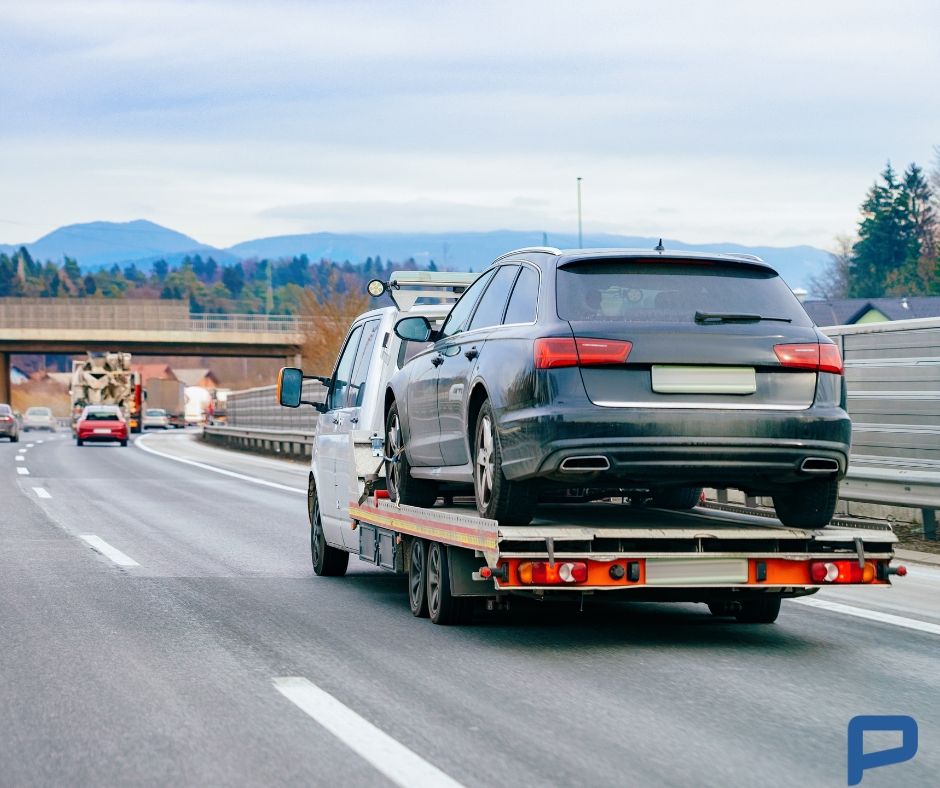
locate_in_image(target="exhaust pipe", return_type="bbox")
[560,455,610,472]
[800,457,840,473]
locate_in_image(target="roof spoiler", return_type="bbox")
[367,271,481,312]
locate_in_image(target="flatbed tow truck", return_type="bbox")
[280,266,904,625]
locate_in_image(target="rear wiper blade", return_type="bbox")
[695,311,792,323]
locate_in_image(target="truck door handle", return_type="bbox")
[350,417,358,424]
[431,355,444,367]
[331,417,340,424]
[464,347,479,360]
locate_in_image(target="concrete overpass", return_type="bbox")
[0,299,308,403]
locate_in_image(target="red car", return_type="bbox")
[76,406,129,447]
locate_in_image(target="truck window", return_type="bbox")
[330,324,363,411]
[346,319,381,408]
[503,265,540,324]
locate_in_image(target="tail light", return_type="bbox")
[517,561,588,584]
[810,560,875,584]
[534,338,632,369]
[774,343,843,374]
[0,416,11,422]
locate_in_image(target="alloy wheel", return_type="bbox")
[311,498,324,569]
[475,415,495,508]
[427,544,442,616]
[387,413,402,499]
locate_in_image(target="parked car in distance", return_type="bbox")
[23,406,56,432]
[385,247,850,529]
[142,408,170,429]
[76,405,129,446]
[0,404,18,442]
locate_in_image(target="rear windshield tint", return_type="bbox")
[85,410,121,421]
[556,260,812,326]
[27,408,51,415]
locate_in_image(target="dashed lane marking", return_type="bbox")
[17,467,29,475]
[26,443,34,447]
[78,535,139,567]
[793,597,940,636]
[135,435,305,494]
[274,677,467,788]
[15,456,24,461]
[32,487,51,498]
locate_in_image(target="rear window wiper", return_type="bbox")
[695,311,792,324]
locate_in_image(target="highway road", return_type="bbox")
[2,430,939,788]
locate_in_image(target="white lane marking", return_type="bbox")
[18,448,26,453]
[274,677,466,788]
[32,487,51,498]
[15,456,24,461]
[793,597,940,636]
[135,435,305,494]
[78,535,139,567]
[17,467,29,475]
[36,440,43,444]
[26,443,34,447]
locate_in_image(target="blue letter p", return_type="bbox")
[848,715,917,785]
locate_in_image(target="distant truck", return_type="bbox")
[70,353,140,432]
[145,378,185,428]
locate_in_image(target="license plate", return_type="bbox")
[645,558,749,585]
[651,365,756,394]
[93,428,112,434]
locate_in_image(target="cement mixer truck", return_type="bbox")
[69,353,142,433]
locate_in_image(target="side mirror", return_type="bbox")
[394,315,433,342]
[278,367,303,408]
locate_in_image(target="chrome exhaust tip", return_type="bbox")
[800,457,840,473]
[560,455,610,472]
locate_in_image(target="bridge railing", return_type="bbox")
[0,298,309,334]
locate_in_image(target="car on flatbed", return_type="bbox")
[277,253,903,626]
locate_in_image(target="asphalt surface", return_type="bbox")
[2,429,939,788]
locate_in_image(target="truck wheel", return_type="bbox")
[386,402,439,508]
[474,400,537,526]
[772,479,838,528]
[734,597,781,624]
[310,485,349,577]
[409,539,430,617]
[649,487,702,510]
[426,541,472,625]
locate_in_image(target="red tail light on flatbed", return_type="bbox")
[774,343,843,374]
[534,338,633,369]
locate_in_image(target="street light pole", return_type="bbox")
[577,177,583,249]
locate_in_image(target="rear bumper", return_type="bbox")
[78,433,127,442]
[499,404,851,490]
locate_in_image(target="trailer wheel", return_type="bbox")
[426,542,472,625]
[772,479,839,528]
[734,597,781,624]
[409,539,430,617]
[386,402,439,507]
[310,483,349,577]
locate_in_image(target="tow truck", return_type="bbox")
[278,264,904,625]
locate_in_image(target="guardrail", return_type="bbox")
[203,424,315,458]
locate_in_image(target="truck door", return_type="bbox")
[333,318,381,549]
[317,323,363,543]
[437,265,518,466]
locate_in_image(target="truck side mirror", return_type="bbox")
[278,367,303,408]
[394,316,432,342]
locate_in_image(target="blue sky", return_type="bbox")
[1,0,938,250]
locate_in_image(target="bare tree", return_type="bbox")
[808,234,854,300]
[297,272,372,376]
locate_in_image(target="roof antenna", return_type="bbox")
[654,239,665,251]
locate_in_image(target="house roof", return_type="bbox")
[803,297,940,327]
[172,368,219,387]
[131,364,178,383]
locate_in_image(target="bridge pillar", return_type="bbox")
[0,352,9,406]
[286,354,302,368]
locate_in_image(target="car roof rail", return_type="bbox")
[378,270,481,312]
[491,246,562,264]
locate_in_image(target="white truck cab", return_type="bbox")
[286,272,478,560]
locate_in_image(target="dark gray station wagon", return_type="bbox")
[386,247,850,529]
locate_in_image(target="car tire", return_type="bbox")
[772,478,838,528]
[426,541,472,625]
[473,399,538,526]
[734,597,781,624]
[309,477,349,577]
[385,401,439,508]
[649,486,702,510]
[120,439,128,447]
[11,434,18,443]
[409,539,430,618]
[77,439,84,446]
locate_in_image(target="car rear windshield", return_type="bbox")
[556,260,813,326]
[85,410,121,421]
[27,408,51,415]
[146,409,166,416]
[0,405,11,414]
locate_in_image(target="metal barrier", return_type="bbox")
[823,316,940,539]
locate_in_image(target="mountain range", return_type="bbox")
[1,220,830,290]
